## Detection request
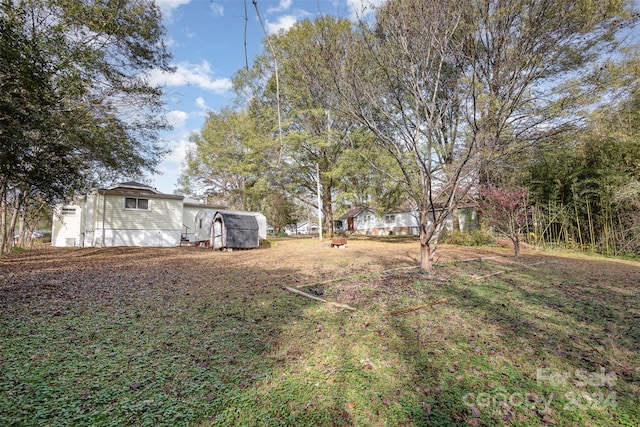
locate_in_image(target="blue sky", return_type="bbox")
[145,0,384,194]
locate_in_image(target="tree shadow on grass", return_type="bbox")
[383,257,640,426]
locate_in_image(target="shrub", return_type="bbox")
[442,229,495,246]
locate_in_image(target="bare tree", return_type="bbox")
[462,0,637,185]
[325,0,636,270]
[329,0,477,270]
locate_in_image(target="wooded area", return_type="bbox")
[179,0,640,267]
[2,0,640,265]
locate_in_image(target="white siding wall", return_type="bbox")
[94,195,183,247]
[51,205,83,247]
[182,205,202,242]
[100,229,181,247]
[353,210,420,235]
[83,193,97,247]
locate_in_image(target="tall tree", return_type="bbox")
[236,17,359,236]
[462,0,637,185]
[0,0,172,253]
[179,108,276,211]
[325,0,636,269]
[329,0,475,270]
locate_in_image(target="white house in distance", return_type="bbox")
[285,221,319,236]
[333,205,476,236]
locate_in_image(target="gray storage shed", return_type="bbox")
[195,209,262,249]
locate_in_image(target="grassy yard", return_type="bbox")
[0,238,638,426]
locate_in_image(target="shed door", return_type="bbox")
[213,219,223,249]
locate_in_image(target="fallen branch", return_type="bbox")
[387,298,448,316]
[469,260,559,283]
[296,257,505,289]
[472,270,507,281]
[296,276,353,289]
[524,260,559,267]
[283,286,357,311]
[435,256,500,266]
[382,265,421,273]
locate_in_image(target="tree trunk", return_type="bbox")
[419,209,433,271]
[452,207,460,232]
[17,208,26,248]
[0,184,6,255]
[7,196,20,251]
[321,188,333,237]
[420,239,433,271]
[513,237,521,257]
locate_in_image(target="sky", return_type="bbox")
[145,0,384,195]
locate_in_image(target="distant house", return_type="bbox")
[52,182,184,247]
[334,205,476,236]
[285,221,318,236]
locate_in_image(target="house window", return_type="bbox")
[62,207,76,215]
[124,197,149,210]
[384,214,395,223]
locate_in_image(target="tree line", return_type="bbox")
[179,0,639,269]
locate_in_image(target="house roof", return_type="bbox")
[336,207,371,220]
[98,182,183,200]
[298,221,317,227]
[337,196,477,220]
[288,221,317,228]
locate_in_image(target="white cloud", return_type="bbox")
[166,110,188,128]
[346,0,386,21]
[195,97,209,110]
[183,28,195,39]
[164,37,177,48]
[267,0,292,13]
[155,0,191,19]
[209,2,224,17]
[146,61,232,93]
[266,15,298,34]
[165,137,192,164]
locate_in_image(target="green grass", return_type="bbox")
[0,245,638,426]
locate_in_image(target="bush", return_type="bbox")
[442,229,495,246]
[8,246,26,255]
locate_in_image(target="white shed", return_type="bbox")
[194,209,267,249]
[182,198,226,243]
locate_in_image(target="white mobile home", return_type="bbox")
[285,221,318,235]
[52,182,184,247]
